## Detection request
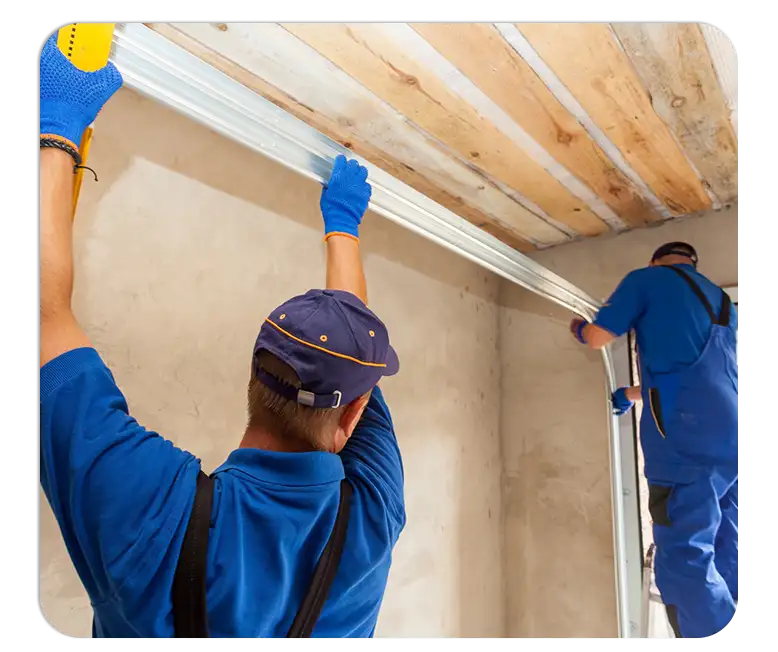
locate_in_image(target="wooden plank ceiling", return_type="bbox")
[149,23,738,252]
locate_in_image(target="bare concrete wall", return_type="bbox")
[498,205,738,637]
[499,287,618,637]
[40,89,505,637]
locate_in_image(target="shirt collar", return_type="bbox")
[215,448,344,487]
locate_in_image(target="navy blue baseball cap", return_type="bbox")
[252,289,399,409]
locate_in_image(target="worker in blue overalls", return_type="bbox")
[570,242,737,638]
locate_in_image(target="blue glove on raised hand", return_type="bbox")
[40,33,123,151]
[611,388,635,416]
[320,155,372,241]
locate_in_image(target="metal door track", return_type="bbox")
[109,22,642,638]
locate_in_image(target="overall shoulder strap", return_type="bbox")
[172,474,353,639]
[287,479,354,638]
[717,289,732,327]
[173,471,215,638]
[664,265,716,323]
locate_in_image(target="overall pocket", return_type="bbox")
[647,484,674,526]
[670,375,737,463]
[648,388,667,439]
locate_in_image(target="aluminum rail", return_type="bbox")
[111,22,638,637]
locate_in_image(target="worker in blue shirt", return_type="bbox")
[570,241,737,638]
[40,35,405,637]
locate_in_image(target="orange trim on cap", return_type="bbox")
[265,318,386,368]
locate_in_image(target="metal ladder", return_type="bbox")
[642,544,676,637]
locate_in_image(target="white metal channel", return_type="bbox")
[608,337,644,637]
[111,23,641,637]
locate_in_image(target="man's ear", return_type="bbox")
[339,393,370,439]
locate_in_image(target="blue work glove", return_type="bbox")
[40,33,123,150]
[611,388,635,416]
[570,317,588,344]
[320,155,372,241]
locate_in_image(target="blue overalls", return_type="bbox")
[638,266,738,638]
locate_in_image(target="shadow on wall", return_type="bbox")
[497,284,618,637]
[42,87,505,637]
[83,88,495,304]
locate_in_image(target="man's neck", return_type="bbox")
[239,426,315,453]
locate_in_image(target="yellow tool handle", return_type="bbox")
[56,23,114,72]
[72,127,93,212]
[55,23,115,215]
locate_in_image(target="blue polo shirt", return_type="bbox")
[594,264,738,375]
[40,347,406,637]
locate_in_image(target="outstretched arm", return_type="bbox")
[40,147,90,365]
[326,237,368,305]
[39,35,122,366]
[569,320,617,350]
[320,155,371,305]
[570,270,646,350]
[39,35,199,610]
[320,157,406,539]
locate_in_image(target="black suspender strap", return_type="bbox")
[665,265,731,326]
[172,474,353,638]
[717,289,732,327]
[173,471,215,638]
[287,479,353,638]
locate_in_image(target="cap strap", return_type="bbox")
[651,242,698,266]
[256,368,343,409]
[665,248,698,265]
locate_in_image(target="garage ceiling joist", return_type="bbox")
[144,22,737,254]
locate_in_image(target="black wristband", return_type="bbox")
[40,136,82,167]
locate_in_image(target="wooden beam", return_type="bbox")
[412,23,662,228]
[611,23,737,204]
[517,23,712,216]
[150,23,552,251]
[283,23,610,237]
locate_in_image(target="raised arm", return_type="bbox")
[570,269,647,351]
[320,155,371,304]
[39,35,122,366]
[39,35,199,609]
[326,237,368,305]
[319,157,406,539]
[40,147,89,364]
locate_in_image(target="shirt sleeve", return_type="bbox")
[40,347,200,604]
[339,385,406,540]
[593,269,648,337]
